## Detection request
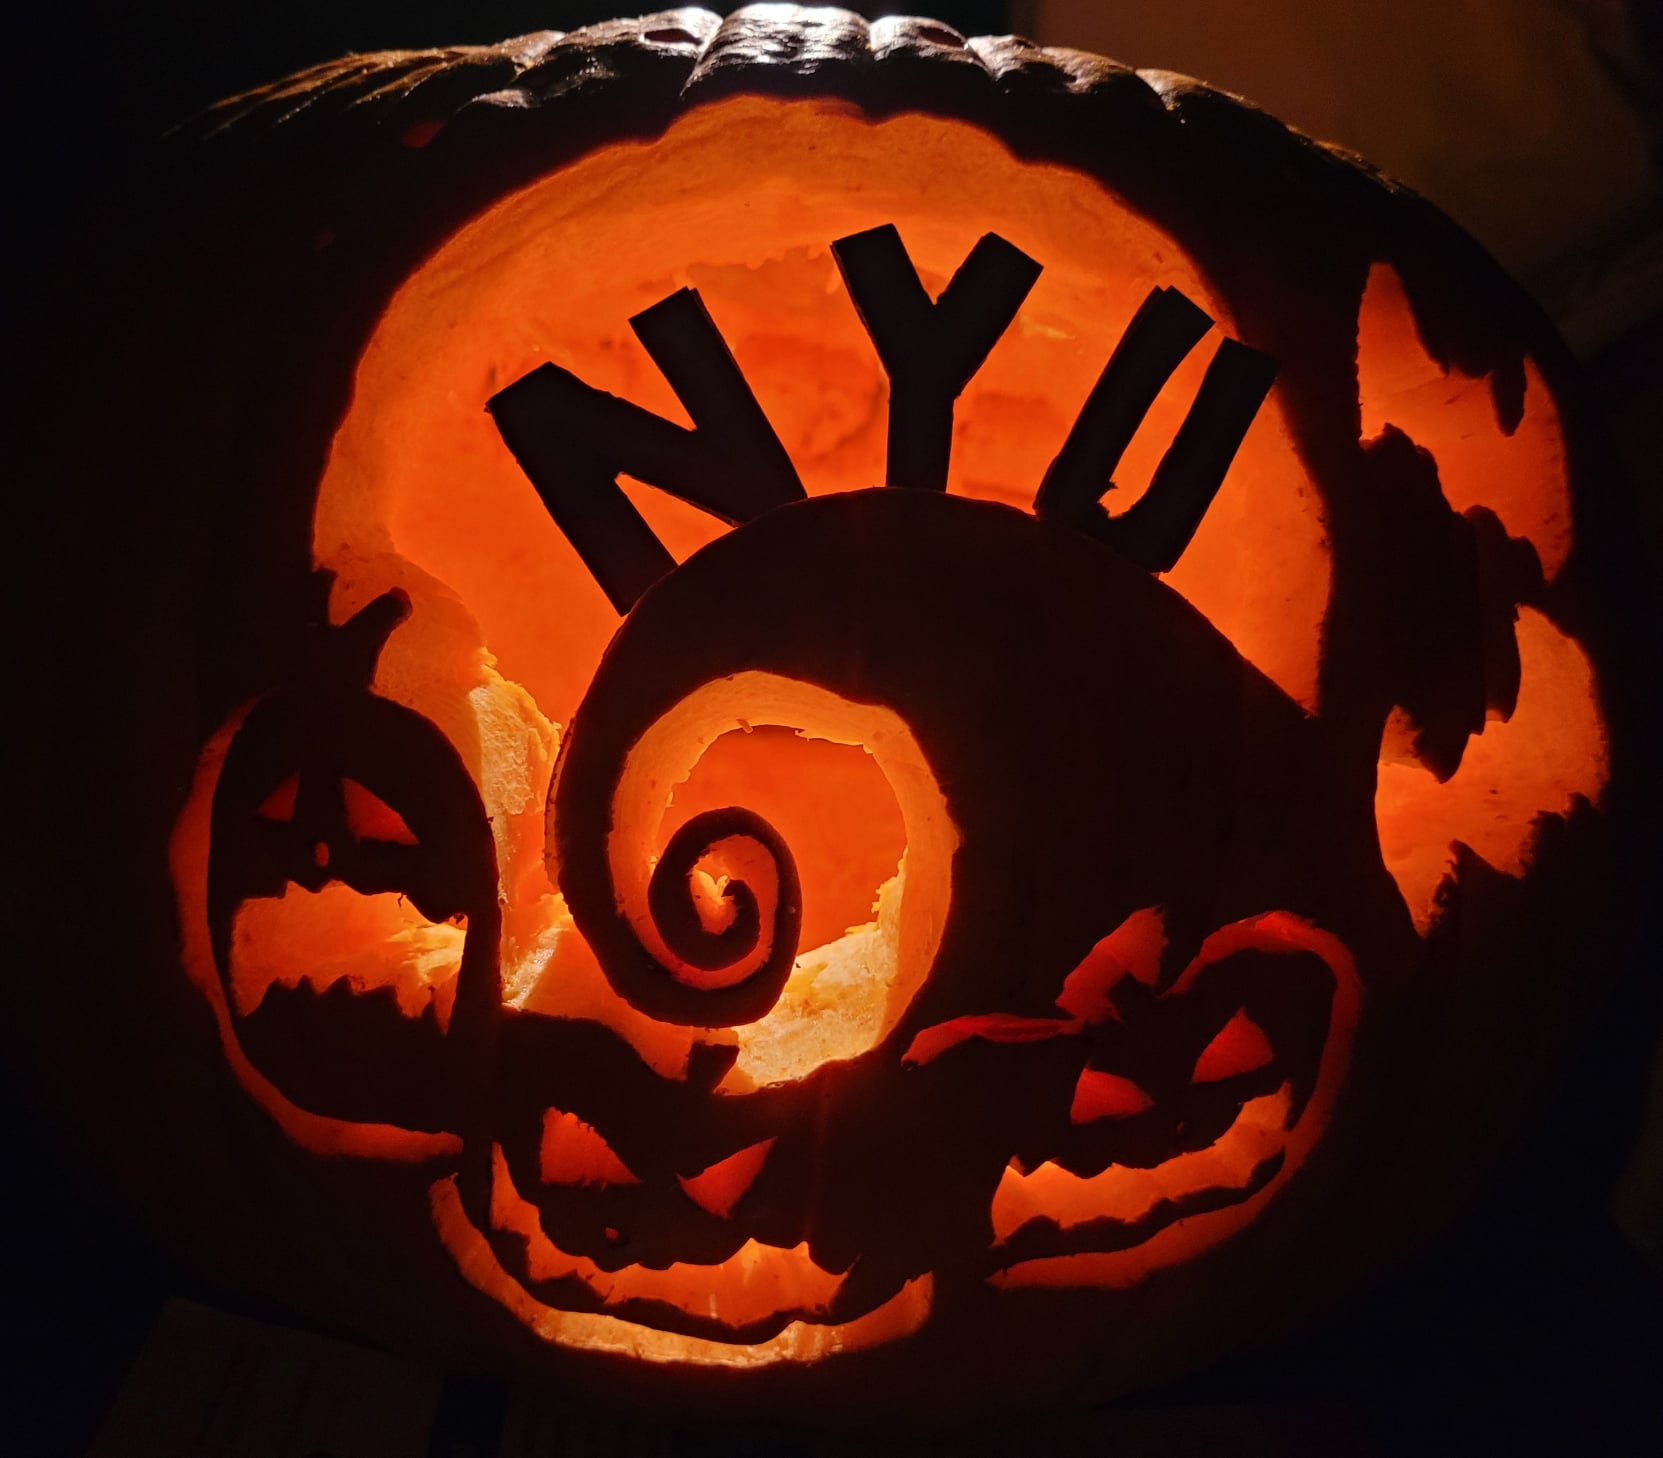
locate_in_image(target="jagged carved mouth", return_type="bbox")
[426,910,1357,1363]
[207,835,1354,1364]
[913,909,1362,1291]
[986,1084,1300,1286]
[429,1157,934,1365]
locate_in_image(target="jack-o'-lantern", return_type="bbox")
[9,5,1647,1421]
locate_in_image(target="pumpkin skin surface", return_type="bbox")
[10,4,1649,1422]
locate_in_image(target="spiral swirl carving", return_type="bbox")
[549,654,953,1032]
[646,806,802,992]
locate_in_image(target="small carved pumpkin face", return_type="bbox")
[203,591,499,1135]
[190,481,1368,1356]
[129,19,1619,1414]
[454,486,1366,1352]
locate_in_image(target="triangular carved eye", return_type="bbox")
[1054,906,1165,1021]
[1192,1009,1275,1084]
[341,778,418,845]
[256,773,300,824]
[540,1109,639,1187]
[678,1138,776,1219]
[1069,1068,1156,1124]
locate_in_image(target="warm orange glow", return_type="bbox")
[485,1150,838,1316]
[312,98,1329,783]
[610,684,938,987]
[1191,1009,1275,1084]
[468,667,561,969]
[340,778,419,845]
[992,912,1361,1289]
[655,832,785,992]
[510,894,712,1082]
[1376,607,1610,933]
[1358,262,1570,580]
[500,720,928,1089]
[903,1012,1073,1068]
[169,711,460,1161]
[425,1151,933,1365]
[1054,906,1166,1018]
[434,1175,931,1366]
[163,76,1611,1377]
[678,1139,775,1219]
[540,1109,639,1187]
[1356,266,1604,933]
[229,884,464,1028]
[305,574,562,1017]
[991,1087,1294,1289]
[491,1143,838,1322]
[719,868,912,1091]
[609,671,955,1088]
[256,772,299,822]
[904,908,1168,1068]
[1069,1069,1156,1124]
[669,727,905,957]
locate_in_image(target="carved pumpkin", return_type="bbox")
[12,6,1645,1420]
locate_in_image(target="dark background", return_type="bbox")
[4,4,1660,1455]
[1,1,1007,288]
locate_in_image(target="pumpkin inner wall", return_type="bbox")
[1354,262,1605,930]
[300,92,1608,1035]
[156,87,1616,1371]
[313,99,1330,732]
[309,96,1334,1046]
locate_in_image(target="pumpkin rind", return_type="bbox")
[8,4,1651,1422]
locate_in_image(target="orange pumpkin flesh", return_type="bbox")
[14,7,1645,1421]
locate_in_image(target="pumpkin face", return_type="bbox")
[16,7,1642,1419]
[203,589,499,1135]
[433,489,1365,1357]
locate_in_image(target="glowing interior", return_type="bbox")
[901,906,1170,1069]
[667,728,906,963]
[296,96,1606,1033]
[492,1145,839,1323]
[1191,1009,1275,1084]
[990,1087,1296,1290]
[425,1157,933,1364]
[309,97,1334,1060]
[677,1139,777,1219]
[1354,262,1605,924]
[169,713,460,1161]
[167,89,1614,1367]
[993,913,1362,1291]
[540,1108,639,1187]
[1070,1069,1156,1124]
[230,884,464,1028]
[1375,606,1609,932]
[1357,262,1571,580]
[314,98,1331,738]
[606,672,954,1089]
